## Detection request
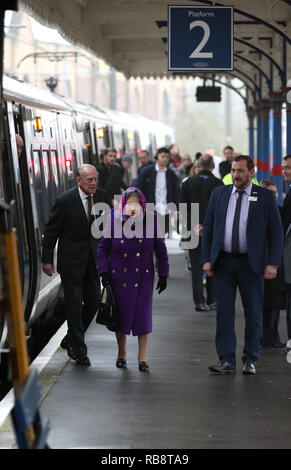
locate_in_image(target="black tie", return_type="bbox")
[86,195,93,223]
[231,190,244,254]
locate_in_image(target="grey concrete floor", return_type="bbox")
[36,245,291,450]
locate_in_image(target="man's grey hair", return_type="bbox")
[122,153,133,163]
[199,153,214,170]
[77,164,98,177]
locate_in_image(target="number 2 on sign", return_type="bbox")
[189,21,213,59]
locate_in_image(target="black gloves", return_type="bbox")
[156,276,167,294]
[101,272,110,288]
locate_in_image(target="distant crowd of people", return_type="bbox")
[40,140,291,376]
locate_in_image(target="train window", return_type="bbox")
[82,147,90,164]
[65,149,77,189]
[49,150,59,187]
[41,151,50,188]
[32,150,48,233]
[47,150,59,210]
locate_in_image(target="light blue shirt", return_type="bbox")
[223,183,253,253]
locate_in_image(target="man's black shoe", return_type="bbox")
[75,355,91,366]
[195,303,211,311]
[66,344,77,361]
[208,303,216,310]
[60,337,67,350]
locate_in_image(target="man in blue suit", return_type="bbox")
[202,155,283,375]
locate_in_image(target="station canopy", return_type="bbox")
[20,0,291,94]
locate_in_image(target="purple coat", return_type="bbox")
[97,210,169,336]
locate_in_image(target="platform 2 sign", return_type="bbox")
[168,5,233,71]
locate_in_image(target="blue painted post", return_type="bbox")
[255,102,262,181]
[270,92,283,206]
[247,106,255,159]
[260,99,271,180]
[281,86,291,194]
[285,87,291,156]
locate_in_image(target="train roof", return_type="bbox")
[66,99,110,123]
[3,75,71,112]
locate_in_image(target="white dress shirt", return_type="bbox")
[78,186,92,217]
[155,163,167,215]
[223,182,252,253]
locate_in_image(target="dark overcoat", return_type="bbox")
[97,210,169,336]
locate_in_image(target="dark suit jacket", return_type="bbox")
[219,160,232,179]
[180,170,223,230]
[41,186,110,279]
[281,190,291,237]
[202,184,283,275]
[135,164,180,207]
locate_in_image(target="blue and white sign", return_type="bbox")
[168,5,233,71]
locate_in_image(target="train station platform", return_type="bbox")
[0,238,290,450]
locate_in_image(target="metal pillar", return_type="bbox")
[255,102,262,181]
[282,87,291,156]
[260,99,271,180]
[270,92,283,206]
[247,106,255,159]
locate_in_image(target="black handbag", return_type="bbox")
[96,284,119,331]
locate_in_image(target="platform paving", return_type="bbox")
[4,240,290,449]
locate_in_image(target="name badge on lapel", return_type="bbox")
[248,196,258,202]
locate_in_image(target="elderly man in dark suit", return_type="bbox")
[41,164,110,366]
[202,155,283,375]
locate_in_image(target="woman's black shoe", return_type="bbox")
[138,361,149,372]
[116,358,127,369]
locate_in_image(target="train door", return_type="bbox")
[2,101,39,323]
[57,114,78,190]
[94,123,110,163]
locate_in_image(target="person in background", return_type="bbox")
[219,145,234,179]
[168,143,182,177]
[180,153,223,312]
[97,147,117,195]
[205,148,222,179]
[137,149,153,175]
[135,147,179,237]
[260,180,285,348]
[16,133,24,158]
[97,187,169,372]
[281,154,291,341]
[179,154,193,182]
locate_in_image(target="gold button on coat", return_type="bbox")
[120,240,125,244]
[136,252,140,257]
[123,253,127,258]
[134,283,138,287]
[146,269,149,273]
[123,268,127,272]
[136,268,139,272]
[123,283,127,287]
[112,269,115,273]
[138,239,142,243]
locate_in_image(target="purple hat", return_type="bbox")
[115,187,146,221]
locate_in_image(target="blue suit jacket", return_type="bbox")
[135,164,180,207]
[201,184,283,274]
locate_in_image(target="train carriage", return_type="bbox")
[0,75,174,395]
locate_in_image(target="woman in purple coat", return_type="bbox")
[97,187,169,371]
